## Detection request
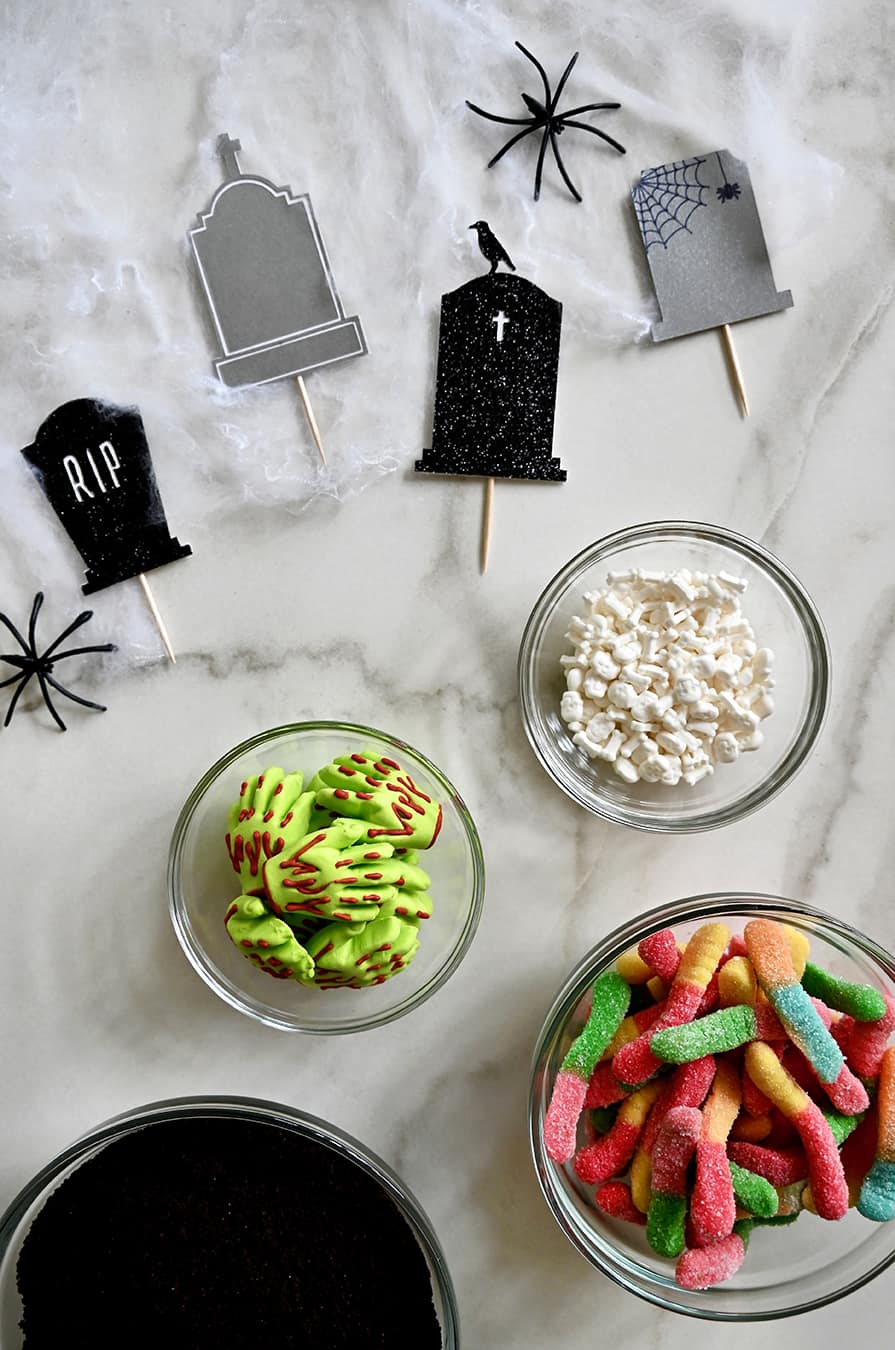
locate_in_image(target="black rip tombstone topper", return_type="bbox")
[416,221,564,572]
[631,149,792,417]
[189,133,367,465]
[21,399,190,662]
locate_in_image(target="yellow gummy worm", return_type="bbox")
[718,956,757,1008]
[619,1081,665,1129]
[600,1011,652,1063]
[744,1042,809,1119]
[646,976,666,1001]
[703,1060,742,1144]
[616,947,654,984]
[732,1113,773,1143]
[783,924,811,980]
[630,1147,652,1213]
[676,922,730,991]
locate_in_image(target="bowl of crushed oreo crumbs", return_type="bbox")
[0,1097,458,1349]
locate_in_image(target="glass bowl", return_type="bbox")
[0,1096,459,1347]
[518,521,830,832]
[529,893,895,1320]
[168,722,484,1033]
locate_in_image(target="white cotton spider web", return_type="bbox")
[632,156,709,252]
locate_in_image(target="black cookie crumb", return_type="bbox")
[17,1116,442,1349]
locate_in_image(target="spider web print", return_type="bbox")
[632,156,710,252]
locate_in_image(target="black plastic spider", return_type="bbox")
[715,151,741,202]
[0,592,115,731]
[466,41,625,203]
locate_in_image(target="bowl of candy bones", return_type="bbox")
[518,521,830,832]
[529,894,895,1318]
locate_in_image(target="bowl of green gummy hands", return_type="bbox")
[169,723,485,1033]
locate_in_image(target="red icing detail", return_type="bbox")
[380,757,400,770]
[224,904,238,922]
[334,789,350,800]
[258,940,270,949]
[396,907,408,916]
[240,940,252,948]
[378,943,391,951]
[364,872,383,881]
[263,810,274,823]
[362,894,381,902]
[239,781,248,796]
[257,774,265,787]
[282,811,293,826]
[356,953,370,965]
[351,754,367,763]
[416,910,429,919]
[269,958,282,966]
[316,943,334,959]
[334,858,352,868]
[357,792,373,801]
[274,782,283,795]
[334,912,352,921]
[364,852,381,860]
[338,765,357,776]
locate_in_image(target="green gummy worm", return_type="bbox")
[728,1160,779,1218]
[562,971,631,1081]
[646,1191,687,1258]
[650,1004,757,1064]
[800,962,887,1022]
[822,1108,862,1147]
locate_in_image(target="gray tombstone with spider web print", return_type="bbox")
[632,149,792,341]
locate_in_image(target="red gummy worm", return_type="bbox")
[613,983,705,1086]
[638,929,681,984]
[727,1142,808,1187]
[584,1062,629,1109]
[652,1106,702,1194]
[640,1056,716,1156]
[848,994,895,1079]
[543,1072,588,1164]
[574,1084,663,1186]
[594,1181,646,1225]
[676,1232,747,1290]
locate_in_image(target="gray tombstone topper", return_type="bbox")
[189,134,367,387]
[632,149,792,342]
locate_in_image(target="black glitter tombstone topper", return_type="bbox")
[21,399,191,595]
[416,270,564,481]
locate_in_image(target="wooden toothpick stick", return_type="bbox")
[137,573,177,664]
[719,324,750,417]
[480,476,494,574]
[296,375,326,464]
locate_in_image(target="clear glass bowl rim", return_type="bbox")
[528,892,895,1321]
[517,519,831,833]
[167,721,486,1034]
[0,1095,460,1348]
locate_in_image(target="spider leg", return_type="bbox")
[40,609,96,662]
[45,642,116,663]
[42,671,107,714]
[27,592,44,653]
[533,125,552,201]
[550,51,580,115]
[548,129,582,202]
[515,41,553,109]
[0,609,31,656]
[3,672,32,727]
[35,666,67,731]
[1,666,29,687]
[487,123,540,168]
[561,119,627,155]
[555,102,622,119]
[465,101,536,127]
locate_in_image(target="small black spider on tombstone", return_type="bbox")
[466,41,625,203]
[0,592,115,731]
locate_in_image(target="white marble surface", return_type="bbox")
[2,0,894,1344]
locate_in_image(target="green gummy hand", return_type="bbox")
[302,913,421,989]
[263,821,406,924]
[224,893,314,982]
[225,767,315,887]
[309,752,443,849]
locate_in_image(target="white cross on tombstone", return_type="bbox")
[492,310,509,343]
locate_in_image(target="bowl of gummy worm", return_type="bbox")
[530,894,895,1318]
